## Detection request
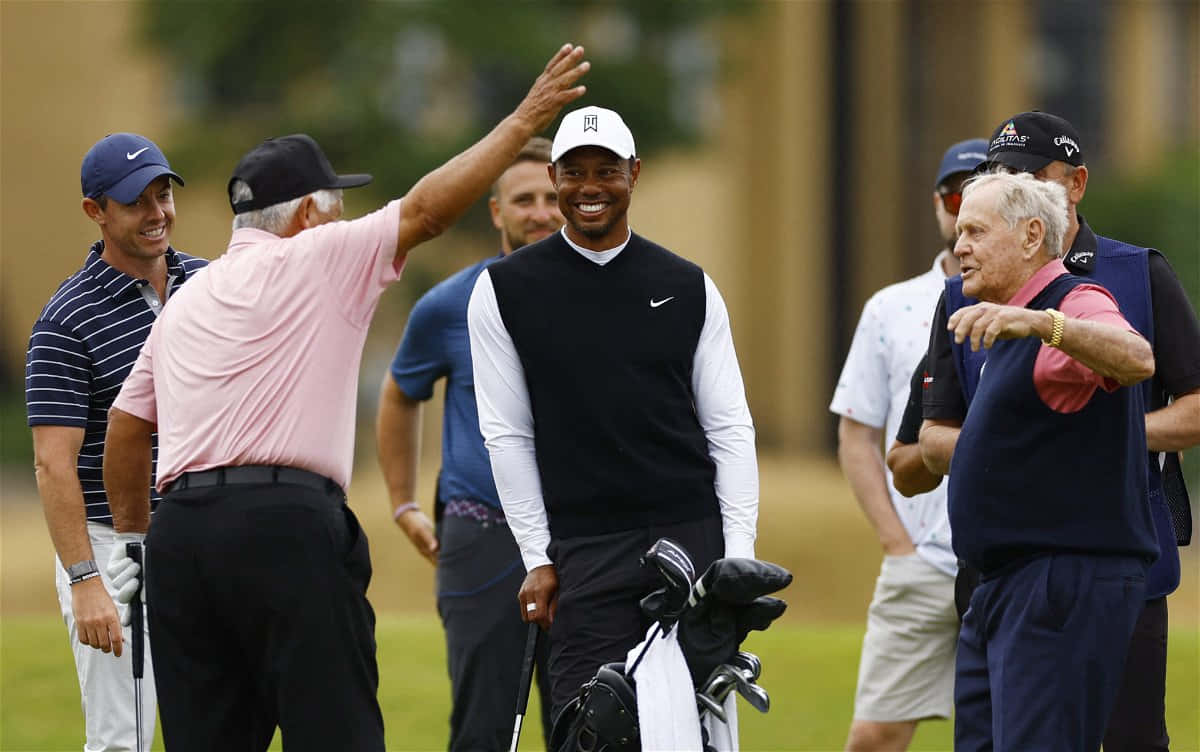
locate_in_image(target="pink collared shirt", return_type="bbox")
[113,200,404,491]
[1007,259,1139,413]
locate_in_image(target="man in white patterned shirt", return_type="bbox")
[829,139,986,751]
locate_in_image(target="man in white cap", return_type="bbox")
[467,105,759,714]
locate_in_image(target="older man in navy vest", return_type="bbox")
[942,171,1157,752]
[921,111,1200,751]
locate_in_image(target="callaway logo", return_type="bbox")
[126,147,150,160]
[1054,135,1079,157]
[649,296,675,308]
[584,114,598,132]
[1069,250,1094,265]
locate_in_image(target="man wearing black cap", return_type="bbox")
[26,133,206,752]
[100,45,588,751]
[830,138,986,751]
[920,111,1200,752]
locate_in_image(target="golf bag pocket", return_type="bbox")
[551,663,640,752]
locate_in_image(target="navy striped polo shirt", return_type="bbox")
[25,242,207,524]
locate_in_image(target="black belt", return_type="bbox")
[167,465,341,497]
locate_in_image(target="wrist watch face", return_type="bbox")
[66,559,98,580]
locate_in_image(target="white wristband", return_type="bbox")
[392,501,420,521]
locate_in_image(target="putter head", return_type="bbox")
[641,537,696,628]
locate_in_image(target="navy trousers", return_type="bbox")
[954,553,1146,752]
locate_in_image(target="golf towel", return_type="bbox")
[627,624,739,751]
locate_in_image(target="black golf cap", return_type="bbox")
[985,111,1084,173]
[228,134,372,214]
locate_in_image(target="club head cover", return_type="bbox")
[677,599,739,686]
[641,537,697,627]
[639,587,668,623]
[690,558,792,607]
[735,596,788,643]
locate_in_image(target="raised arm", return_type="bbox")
[394,44,589,259]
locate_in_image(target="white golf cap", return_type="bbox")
[550,106,636,162]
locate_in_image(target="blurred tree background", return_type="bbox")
[140,0,751,228]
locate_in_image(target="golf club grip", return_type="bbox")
[126,542,144,679]
[515,622,539,714]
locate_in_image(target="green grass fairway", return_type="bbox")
[2,614,1197,751]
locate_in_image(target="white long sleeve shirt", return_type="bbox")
[467,228,758,570]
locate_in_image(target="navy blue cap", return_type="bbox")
[81,133,183,204]
[935,138,989,188]
[985,111,1084,173]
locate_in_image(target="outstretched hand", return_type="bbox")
[948,302,1043,352]
[515,44,590,135]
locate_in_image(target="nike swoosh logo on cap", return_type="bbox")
[650,297,675,308]
[126,147,150,160]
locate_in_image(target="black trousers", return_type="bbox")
[436,513,551,751]
[1104,596,1170,752]
[146,480,384,752]
[546,515,724,717]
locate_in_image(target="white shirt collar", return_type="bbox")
[932,249,955,278]
[561,226,632,266]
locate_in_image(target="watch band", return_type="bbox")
[1043,308,1065,348]
[66,559,99,585]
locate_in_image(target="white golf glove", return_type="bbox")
[106,532,146,627]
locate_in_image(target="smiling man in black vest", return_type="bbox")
[466,105,759,716]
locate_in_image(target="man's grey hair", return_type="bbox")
[230,180,343,234]
[962,170,1068,259]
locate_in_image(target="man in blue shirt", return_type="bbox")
[375,136,562,750]
[26,133,206,752]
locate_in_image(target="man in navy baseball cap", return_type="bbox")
[81,133,184,204]
[935,138,989,190]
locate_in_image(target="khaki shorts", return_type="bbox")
[853,552,958,722]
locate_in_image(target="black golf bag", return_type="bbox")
[549,541,792,752]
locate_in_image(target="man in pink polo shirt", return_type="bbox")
[100,44,589,752]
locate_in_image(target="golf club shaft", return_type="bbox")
[126,542,145,751]
[509,621,539,752]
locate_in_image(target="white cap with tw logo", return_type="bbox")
[550,106,637,162]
